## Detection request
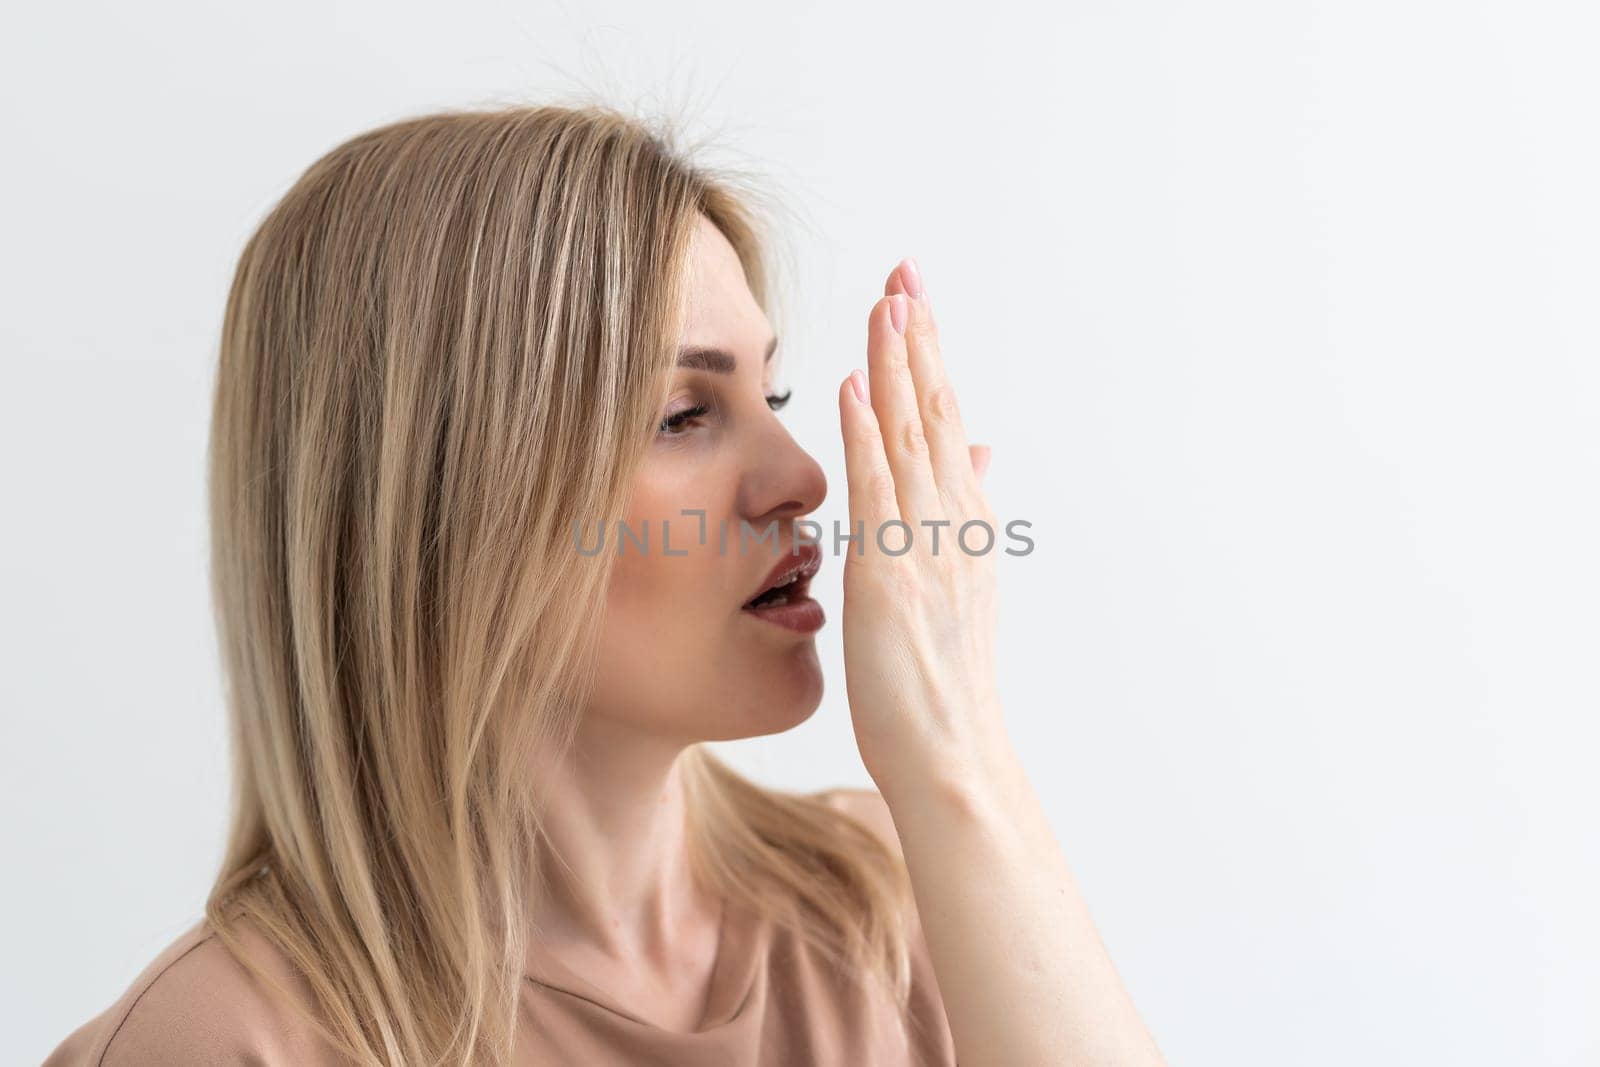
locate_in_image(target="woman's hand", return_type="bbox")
[834,260,1168,1067]
[837,257,1013,803]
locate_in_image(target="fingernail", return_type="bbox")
[900,257,925,300]
[888,294,908,334]
[850,368,869,404]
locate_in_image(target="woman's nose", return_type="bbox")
[738,422,828,526]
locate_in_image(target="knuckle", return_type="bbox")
[923,382,961,427]
[889,349,915,391]
[896,418,928,459]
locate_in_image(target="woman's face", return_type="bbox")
[585,215,829,743]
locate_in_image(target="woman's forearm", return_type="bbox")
[881,738,1166,1067]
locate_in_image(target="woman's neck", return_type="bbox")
[526,714,716,962]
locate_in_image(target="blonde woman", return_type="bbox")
[45,104,1164,1066]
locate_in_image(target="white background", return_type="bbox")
[3,2,1596,1064]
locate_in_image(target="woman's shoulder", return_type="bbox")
[43,913,345,1067]
[812,786,959,1063]
[814,785,904,860]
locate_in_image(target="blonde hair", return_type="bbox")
[203,101,915,1065]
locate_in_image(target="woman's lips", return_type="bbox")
[741,543,825,634]
[740,574,824,633]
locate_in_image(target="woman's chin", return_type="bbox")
[735,704,818,741]
[714,646,824,740]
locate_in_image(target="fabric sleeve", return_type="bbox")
[42,920,348,1067]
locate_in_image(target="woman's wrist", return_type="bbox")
[874,718,1025,827]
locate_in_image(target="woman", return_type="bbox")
[45,104,1163,1065]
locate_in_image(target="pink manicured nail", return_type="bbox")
[849,368,869,404]
[900,257,925,299]
[888,294,908,334]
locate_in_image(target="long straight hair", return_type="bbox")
[203,102,915,1065]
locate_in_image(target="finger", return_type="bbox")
[838,368,899,557]
[882,261,934,329]
[867,293,942,525]
[885,258,977,502]
[969,444,992,483]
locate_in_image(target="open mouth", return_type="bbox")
[742,549,821,610]
[742,571,814,610]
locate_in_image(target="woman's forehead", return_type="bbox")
[680,216,771,363]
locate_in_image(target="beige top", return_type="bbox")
[43,901,955,1066]
[44,802,957,1065]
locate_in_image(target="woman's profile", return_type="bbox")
[44,102,1164,1066]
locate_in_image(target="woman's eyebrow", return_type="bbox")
[676,336,779,373]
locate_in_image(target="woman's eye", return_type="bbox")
[657,390,790,438]
[658,403,710,436]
